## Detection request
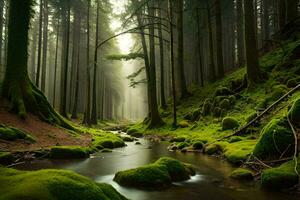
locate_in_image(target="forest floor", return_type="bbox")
[128,38,300,168]
[0,101,92,152]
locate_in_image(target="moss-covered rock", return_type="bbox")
[0,152,14,165]
[230,168,253,180]
[170,136,186,143]
[262,85,287,108]
[0,124,35,143]
[49,146,91,159]
[178,120,189,128]
[222,117,239,130]
[127,130,143,138]
[227,136,242,143]
[202,98,212,116]
[219,99,230,110]
[228,95,236,104]
[122,136,134,142]
[113,157,195,189]
[246,112,258,123]
[253,118,294,160]
[192,141,204,150]
[213,107,222,118]
[288,98,300,125]
[261,159,299,189]
[204,143,223,155]
[177,142,189,150]
[286,78,299,88]
[215,87,231,96]
[191,109,201,121]
[0,168,128,200]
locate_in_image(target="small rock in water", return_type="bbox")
[147,146,152,149]
[135,142,141,145]
[101,149,113,153]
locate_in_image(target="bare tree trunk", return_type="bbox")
[91,0,100,124]
[236,0,245,67]
[176,0,189,99]
[206,1,216,82]
[53,17,60,108]
[0,0,4,67]
[278,0,286,30]
[158,0,167,109]
[41,0,48,92]
[35,0,43,87]
[71,43,81,119]
[263,0,270,42]
[60,1,71,117]
[29,20,38,81]
[169,0,177,127]
[196,8,204,87]
[215,0,224,78]
[285,0,298,23]
[244,0,261,86]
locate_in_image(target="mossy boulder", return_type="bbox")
[219,99,230,110]
[261,159,299,189]
[192,141,204,150]
[191,109,201,121]
[178,120,189,128]
[204,143,223,155]
[170,136,186,143]
[246,112,258,123]
[222,117,239,130]
[230,168,253,180]
[202,98,212,116]
[49,146,91,159]
[253,118,294,160]
[288,98,300,125]
[122,136,134,142]
[177,142,189,150]
[213,107,222,118]
[227,136,242,143]
[0,124,35,143]
[262,85,287,108]
[286,78,299,88]
[0,152,14,165]
[126,129,143,138]
[215,87,231,96]
[0,168,128,200]
[228,95,236,104]
[113,157,195,189]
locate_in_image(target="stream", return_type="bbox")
[17,136,299,200]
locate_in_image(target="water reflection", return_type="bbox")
[17,139,299,200]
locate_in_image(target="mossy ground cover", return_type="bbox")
[0,124,35,143]
[0,167,128,200]
[128,40,300,166]
[113,157,195,189]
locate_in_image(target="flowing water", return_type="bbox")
[17,137,299,200]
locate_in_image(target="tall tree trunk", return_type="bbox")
[176,0,189,99]
[71,43,80,119]
[285,0,298,23]
[53,17,60,108]
[91,0,100,124]
[236,0,245,67]
[196,8,204,87]
[60,1,71,117]
[206,1,216,82]
[35,0,43,87]
[29,20,38,81]
[41,0,48,92]
[244,0,261,86]
[263,0,270,42]
[147,1,164,128]
[2,0,72,129]
[83,0,91,125]
[169,0,177,127]
[215,0,224,78]
[158,0,167,109]
[0,0,4,68]
[278,0,286,30]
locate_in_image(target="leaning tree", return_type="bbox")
[1,0,73,129]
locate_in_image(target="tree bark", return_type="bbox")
[41,0,48,92]
[35,0,43,87]
[244,0,261,86]
[278,0,286,30]
[206,1,216,82]
[91,0,100,124]
[263,0,270,42]
[215,0,224,78]
[285,0,298,23]
[53,17,60,108]
[196,8,204,87]
[176,0,189,99]
[0,0,4,67]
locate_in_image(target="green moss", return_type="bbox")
[177,142,189,150]
[246,112,258,123]
[0,152,14,165]
[213,107,222,118]
[230,168,253,180]
[227,136,242,143]
[228,95,236,104]
[178,120,189,128]
[0,168,128,200]
[0,124,35,143]
[286,78,299,88]
[113,157,194,189]
[49,146,91,159]
[204,143,223,155]
[126,129,143,138]
[222,117,239,130]
[261,159,299,189]
[261,85,287,108]
[192,141,204,150]
[93,134,125,149]
[170,136,186,142]
[288,97,300,124]
[191,109,201,121]
[122,136,134,142]
[202,98,212,116]
[219,99,230,110]
[253,118,294,160]
[215,87,231,96]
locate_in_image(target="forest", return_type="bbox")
[0,0,300,199]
